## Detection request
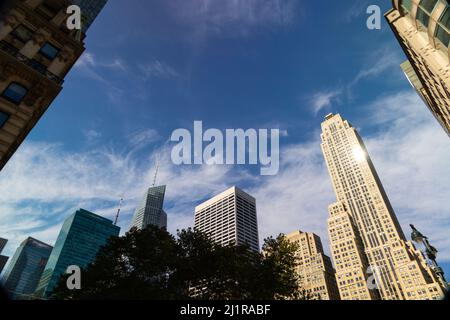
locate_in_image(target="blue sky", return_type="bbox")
[1,0,450,279]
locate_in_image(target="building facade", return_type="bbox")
[1,237,52,299]
[130,185,168,230]
[35,208,120,298]
[0,0,107,171]
[195,187,259,252]
[321,113,445,300]
[286,230,340,300]
[0,237,9,274]
[386,0,450,137]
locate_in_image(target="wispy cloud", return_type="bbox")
[127,129,161,148]
[309,89,343,115]
[307,44,404,115]
[82,129,102,143]
[350,48,403,86]
[169,0,299,39]
[341,0,373,23]
[74,52,128,105]
[75,52,128,72]
[139,60,180,80]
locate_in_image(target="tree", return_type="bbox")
[51,226,179,300]
[51,227,308,300]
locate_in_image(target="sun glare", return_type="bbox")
[353,147,366,163]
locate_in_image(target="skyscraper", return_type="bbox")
[286,230,340,300]
[72,0,108,33]
[130,185,168,230]
[321,113,445,300]
[0,237,9,274]
[35,209,120,298]
[385,0,450,137]
[0,0,107,171]
[1,237,52,299]
[195,186,259,252]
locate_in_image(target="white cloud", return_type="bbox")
[309,89,343,115]
[169,0,299,38]
[127,129,161,148]
[307,44,405,116]
[341,1,373,23]
[350,47,404,86]
[139,60,180,80]
[75,52,96,68]
[82,129,102,143]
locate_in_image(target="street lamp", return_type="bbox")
[410,224,448,291]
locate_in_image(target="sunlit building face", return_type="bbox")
[321,113,445,300]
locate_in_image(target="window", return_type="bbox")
[436,8,450,47]
[416,7,430,27]
[1,83,28,105]
[35,2,60,20]
[0,111,9,128]
[39,42,60,60]
[420,0,439,14]
[401,0,413,12]
[11,25,34,43]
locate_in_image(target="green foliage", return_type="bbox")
[51,226,309,300]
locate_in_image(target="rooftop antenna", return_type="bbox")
[114,196,124,226]
[152,156,160,187]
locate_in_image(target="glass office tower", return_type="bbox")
[35,209,120,298]
[130,186,168,230]
[71,0,108,33]
[1,237,52,299]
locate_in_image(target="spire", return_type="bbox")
[114,196,123,226]
[152,156,160,187]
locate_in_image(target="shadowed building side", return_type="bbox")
[286,230,340,300]
[1,237,52,299]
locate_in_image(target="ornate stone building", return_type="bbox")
[322,113,445,300]
[0,0,105,170]
[386,0,450,137]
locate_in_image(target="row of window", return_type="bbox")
[11,24,61,60]
[401,0,450,47]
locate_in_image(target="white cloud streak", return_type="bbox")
[169,0,299,39]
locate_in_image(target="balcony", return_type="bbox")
[0,41,63,85]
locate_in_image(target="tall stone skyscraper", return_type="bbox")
[385,0,450,137]
[286,230,340,300]
[35,209,120,298]
[0,0,108,171]
[1,237,52,299]
[195,187,259,252]
[130,185,168,230]
[321,113,445,300]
